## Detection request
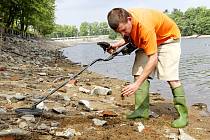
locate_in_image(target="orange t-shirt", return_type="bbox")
[128,8,181,55]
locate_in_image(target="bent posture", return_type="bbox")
[107,8,188,128]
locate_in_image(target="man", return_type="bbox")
[107,8,188,128]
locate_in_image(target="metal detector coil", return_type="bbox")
[15,108,43,116]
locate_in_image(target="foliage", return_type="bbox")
[108,29,118,39]
[49,21,114,38]
[1,2,209,37]
[50,6,210,38]
[0,0,55,35]
[167,7,210,36]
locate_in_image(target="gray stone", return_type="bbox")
[19,121,28,129]
[52,107,67,114]
[78,100,93,111]
[92,118,107,126]
[79,87,90,94]
[192,103,208,111]
[149,111,159,118]
[134,122,145,132]
[63,95,70,101]
[0,108,7,113]
[37,123,50,131]
[168,133,178,140]
[37,72,47,76]
[14,93,26,100]
[91,86,112,96]
[36,101,48,111]
[21,115,35,122]
[38,135,53,140]
[51,121,60,127]
[179,129,196,140]
[0,128,28,136]
[56,128,76,138]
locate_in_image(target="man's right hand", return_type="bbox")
[106,46,117,54]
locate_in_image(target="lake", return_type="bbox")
[61,38,210,110]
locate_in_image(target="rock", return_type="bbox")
[13,93,26,100]
[37,72,47,76]
[99,111,118,117]
[168,133,178,140]
[69,79,77,85]
[149,111,159,118]
[51,121,60,127]
[192,103,208,111]
[0,108,7,113]
[37,123,50,131]
[56,128,76,138]
[78,100,93,111]
[38,135,53,140]
[92,118,107,126]
[0,128,28,136]
[4,104,13,110]
[37,78,44,82]
[63,95,70,101]
[91,86,112,96]
[79,87,90,94]
[18,121,28,129]
[21,115,35,122]
[36,101,49,111]
[58,87,67,93]
[52,107,67,114]
[134,122,145,132]
[178,129,196,140]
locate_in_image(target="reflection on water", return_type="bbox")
[61,38,210,111]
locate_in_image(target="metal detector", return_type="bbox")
[15,42,137,116]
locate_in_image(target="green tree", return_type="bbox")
[108,29,118,39]
[0,0,55,35]
[79,22,90,36]
[99,22,109,35]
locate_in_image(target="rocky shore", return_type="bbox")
[0,36,210,140]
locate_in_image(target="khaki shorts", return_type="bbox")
[132,39,181,81]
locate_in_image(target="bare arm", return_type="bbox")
[107,39,126,54]
[111,39,126,48]
[122,52,158,96]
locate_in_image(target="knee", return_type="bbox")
[168,80,181,89]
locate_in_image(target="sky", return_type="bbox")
[55,0,210,26]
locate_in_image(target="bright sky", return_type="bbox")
[55,0,210,26]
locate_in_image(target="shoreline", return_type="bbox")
[181,34,210,39]
[50,34,210,49]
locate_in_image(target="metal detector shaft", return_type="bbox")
[32,44,128,108]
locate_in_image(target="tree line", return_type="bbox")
[48,6,210,39]
[0,2,209,38]
[47,22,117,39]
[166,7,210,36]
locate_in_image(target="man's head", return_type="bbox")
[107,8,132,36]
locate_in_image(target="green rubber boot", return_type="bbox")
[127,80,150,119]
[171,85,188,128]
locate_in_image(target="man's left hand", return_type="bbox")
[121,82,139,97]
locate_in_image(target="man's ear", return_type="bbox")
[127,16,132,21]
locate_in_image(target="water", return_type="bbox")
[61,38,210,110]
